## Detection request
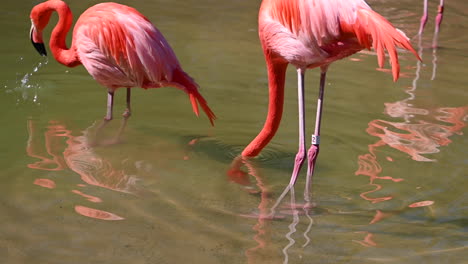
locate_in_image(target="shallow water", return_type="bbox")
[1,0,467,263]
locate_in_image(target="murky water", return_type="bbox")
[1,0,467,263]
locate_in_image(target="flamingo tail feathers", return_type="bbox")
[189,91,216,126]
[173,68,216,126]
[341,9,420,81]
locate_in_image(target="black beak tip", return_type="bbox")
[32,41,47,56]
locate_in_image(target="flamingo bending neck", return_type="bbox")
[35,0,80,67]
[242,51,287,157]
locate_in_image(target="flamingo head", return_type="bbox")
[30,1,54,56]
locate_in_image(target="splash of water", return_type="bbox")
[8,57,48,105]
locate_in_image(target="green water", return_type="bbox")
[1,0,467,263]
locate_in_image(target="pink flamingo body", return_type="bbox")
[242,0,419,190]
[30,0,215,124]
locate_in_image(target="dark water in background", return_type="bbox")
[0,0,467,263]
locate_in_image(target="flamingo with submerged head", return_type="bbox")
[241,0,420,193]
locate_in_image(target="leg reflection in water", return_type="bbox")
[228,156,316,264]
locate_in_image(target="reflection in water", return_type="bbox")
[71,190,102,203]
[353,210,392,247]
[353,232,377,247]
[33,178,56,189]
[26,119,140,220]
[74,205,124,221]
[228,156,314,264]
[356,33,467,203]
[408,200,435,208]
[355,32,467,246]
[366,106,467,162]
[356,140,404,203]
[27,120,68,171]
[228,156,273,264]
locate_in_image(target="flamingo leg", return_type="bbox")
[288,68,307,187]
[432,0,444,48]
[105,90,114,121]
[94,89,130,146]
[90,90,114,146]
[123,88,132,118]
[419,0,429,35]
[304,68,327,201]
[434,0,444,35]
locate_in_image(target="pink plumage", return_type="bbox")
[75,3,179,89]
[258,0,418,81]
[30,0,215,125]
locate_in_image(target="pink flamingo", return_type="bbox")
[241,0,420,191]
[29,0,216,125]
[419,0,445,35]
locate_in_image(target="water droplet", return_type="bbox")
[12,58,48,105]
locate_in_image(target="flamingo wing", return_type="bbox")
[73,3,180,89]
[260,0,373,68]
[261,0,418,79]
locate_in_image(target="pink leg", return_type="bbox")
[288,68,307,187]
[304,68,327,200]
[123,88,132,118]
[432,0,444,48]
[419,0,429,35]
[94,89,129,146]
[91,90,114,146]
[105,90,114,121]
[434,0,444,35]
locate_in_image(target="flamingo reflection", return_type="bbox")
[26,119,140,220]
[355,31,467,246]
[228,156,276,264]
[228,156,315,264]
[356,104,466,205]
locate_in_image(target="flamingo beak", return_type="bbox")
[30,22,47,56]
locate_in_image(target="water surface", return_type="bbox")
[1,0,467,263]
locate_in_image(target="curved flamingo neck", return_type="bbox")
[45,1,80,67]
[242,51,287,157]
